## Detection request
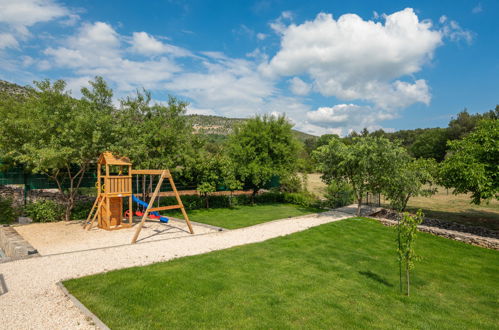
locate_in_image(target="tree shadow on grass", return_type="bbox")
[359,271,393,287]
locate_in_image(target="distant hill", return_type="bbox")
[0,80,32,97]
[187,114,317,141]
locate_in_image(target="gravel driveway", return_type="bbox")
[0,210,351,329]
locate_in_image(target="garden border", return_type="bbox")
[56,281,110,330]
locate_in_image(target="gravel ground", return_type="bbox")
[0,210,351,329]
[14,218,217,255]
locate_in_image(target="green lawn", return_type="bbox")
[64,218,498,329]
[165,203,324,229]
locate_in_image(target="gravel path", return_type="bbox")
[0,210,351,329]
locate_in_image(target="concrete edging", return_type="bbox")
[56,281,110,330]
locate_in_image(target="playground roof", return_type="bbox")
[98,152,132,166]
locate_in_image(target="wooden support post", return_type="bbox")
[131,172,166,244]
[168,173,194,234]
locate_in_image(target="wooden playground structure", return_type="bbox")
[85,152,194,243]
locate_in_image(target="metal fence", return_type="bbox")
[0,162,280,193]
[361,192,381,207]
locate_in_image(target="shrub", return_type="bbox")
[25,199,63,222]
[279,174,303,193]
[283,192,319,208]
[70,200,94,220]
[324,181,354,208]
[0,196,19,224]
[254,192,285,204]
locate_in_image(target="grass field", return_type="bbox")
[305,174,499,230]
[165,203,324,229]
[64,218,498,329]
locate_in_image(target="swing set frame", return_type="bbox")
[85,152,194,244]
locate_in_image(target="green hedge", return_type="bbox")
[25,200,64,222]
[0,196,19,224]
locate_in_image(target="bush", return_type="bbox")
[25,200,63,222]
[279,174,303,193]
[324,181,354,208]
[283,191,319,208]
[0,196,19,224]
[70,200,94,220]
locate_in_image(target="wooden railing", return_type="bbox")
[105,176,132,195]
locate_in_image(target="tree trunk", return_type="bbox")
[204,193,209,209]
[356,197,362,216]
[398,219,402,294]
[251,188,259,204]
[406,262,410,296]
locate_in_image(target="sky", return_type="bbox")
[0,0,497,136]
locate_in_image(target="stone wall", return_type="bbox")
[0,226,39,261]
[0,185,94,207]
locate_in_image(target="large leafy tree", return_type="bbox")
[440,119,499,204]
[227,115,299,201]
[115,90,197,171]
[384,158,438,211]
[0,77,116,220]
[314,136,408,215]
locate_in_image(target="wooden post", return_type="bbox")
[168,172,194,234]
[131,172,166,244]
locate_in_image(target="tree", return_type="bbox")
[227,115,299,202]
[397,210,423,296]
[115,90,195,171]
[447,107,498,141]
[384,158,437,211]
[409,128,449,161]
[0,77,116,220]
[314,136,408,216]
[440,119,499,204]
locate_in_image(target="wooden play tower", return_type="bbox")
[85,152,194,243]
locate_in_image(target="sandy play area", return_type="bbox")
[14,218,220,255]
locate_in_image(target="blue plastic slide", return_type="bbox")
[132,195,169,223]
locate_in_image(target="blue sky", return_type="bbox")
[0,0,497,136]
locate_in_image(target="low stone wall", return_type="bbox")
[0,226,39,261]
[374,217,499,250]
[0,185,94,207]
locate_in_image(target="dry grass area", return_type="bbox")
[304,173,327,198]
[305,174,498,230]
[401,188,499,230]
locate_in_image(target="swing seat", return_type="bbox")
[135,211,144,216]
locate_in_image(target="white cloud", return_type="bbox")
[130,31,193,57]
[0,33,19,50]
[165,55,275,118]
[270,11,294,34]
[306,104,396,134]
[289,77,311,95]
[472,3,483,14]
[44,22,181,92]
[256,32,267,40]
[262,8,442,110]
[186,106,217,116]
[0,0,68,30]
[440,18,474,44]
[0,0,71,51]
